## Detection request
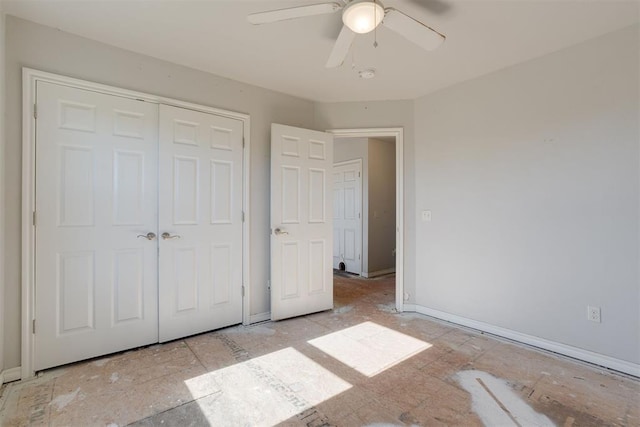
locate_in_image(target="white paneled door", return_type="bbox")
[333,160,362,274]
[35,82,159,370]
[158,105,244,342]
[270,124,334,320]
[34,82,244,370]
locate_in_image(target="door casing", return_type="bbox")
[21,68,251,379]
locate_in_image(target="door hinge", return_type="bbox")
[358,171,361,177]
[33,211,37,226]
[33,104,37,119]
[242,137,245,148]
[32,319,36,334]
[241,285,245,297]
[241,211,245,222]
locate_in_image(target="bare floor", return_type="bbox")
[1,273,638,426]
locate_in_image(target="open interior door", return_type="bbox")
[271,124,334,320]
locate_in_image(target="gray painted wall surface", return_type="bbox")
[368,138,396,273]
[3,16,315,369]
[0,4,6,374]
[414,25,639,364]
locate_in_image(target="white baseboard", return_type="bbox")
[403,303,417,312]
[362,268,396,278]
[1,366,21,384]
[249,312,271,324]
[404,304,640,378]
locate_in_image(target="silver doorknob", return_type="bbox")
[162,232,182,240]
[274,228,289,236]
[137,232,156,240]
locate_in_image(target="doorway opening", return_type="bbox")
[328,128,404,312]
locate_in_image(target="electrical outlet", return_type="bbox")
[421,210,432,222]
[587,306,601,323]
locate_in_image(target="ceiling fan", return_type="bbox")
[247,0,446,68]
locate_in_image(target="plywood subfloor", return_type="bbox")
[1,273,638,426]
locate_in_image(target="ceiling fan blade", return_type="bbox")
[325,25,356,68]
[382,8,445,51]
[248,2,343,25]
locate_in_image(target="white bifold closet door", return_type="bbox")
[35,81,160,371]
[34,82,244,371]
[158,105,243,342]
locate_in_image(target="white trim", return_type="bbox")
[241,112,252,326]
[249,312,271,324]
[22,68,252,378]
[408,304,640,377]
[1,367,22,384]
[21,69,36,381]
[332,158,363,276]
[361,267,396,278]
[328,128,404,313]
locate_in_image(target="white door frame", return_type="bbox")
[21,68,252,379]
[327,128,404,313]
[332,158,363,275]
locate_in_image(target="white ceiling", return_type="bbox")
[4,0,639,102]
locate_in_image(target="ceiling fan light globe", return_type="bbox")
[343,1,384,34]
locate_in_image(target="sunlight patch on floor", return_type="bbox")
[184,347,351,425]
[308,321,431,377]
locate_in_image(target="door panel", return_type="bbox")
[332,161,362,274]
[158,105,243,342]
[271,124,333,320]
[35,81,159,370]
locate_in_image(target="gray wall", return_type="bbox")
[334,137,368,163]
[368,138,396,273]
[315,101,416,301]
[3,16,316,369]
[414,25,639,364]
[0,3,6,375]
[334,137,369,273]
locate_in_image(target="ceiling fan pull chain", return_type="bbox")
[373,0,379,48]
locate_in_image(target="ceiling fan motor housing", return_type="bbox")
[343,0,385,34]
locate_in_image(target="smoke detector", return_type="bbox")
[358,68,376,79]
